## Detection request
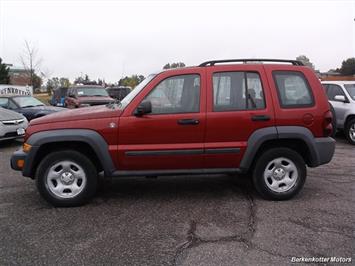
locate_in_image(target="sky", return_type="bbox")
[0,0,354,83]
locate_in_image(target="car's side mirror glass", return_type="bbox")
[134,101,152,116]
[334,95,347,102]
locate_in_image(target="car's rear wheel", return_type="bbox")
[345,118,355,145]
[252,148,306,200]
[36,150,97,207]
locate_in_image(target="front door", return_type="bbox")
[117,70,206,170]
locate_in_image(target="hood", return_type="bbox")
[30,105,122,125]
[0,107,25,121]
[23,105,65,112]
[77,96,114,103]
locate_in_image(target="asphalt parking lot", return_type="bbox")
[0,136,354,266]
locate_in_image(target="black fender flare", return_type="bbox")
[24,129,116,177]
[239,126,322,171]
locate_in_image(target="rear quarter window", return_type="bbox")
[273,71,314,108]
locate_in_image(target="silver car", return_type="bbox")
[0,107,28,141]
[322,81,355,145]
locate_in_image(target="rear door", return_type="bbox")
[117,69,206,170]
[204,65,275,168]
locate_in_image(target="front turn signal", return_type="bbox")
[23,143,32,153]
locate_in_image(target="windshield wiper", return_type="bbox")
[21,105,35,108]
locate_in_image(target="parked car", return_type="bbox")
[0,95,65,121]
[65,85,114,108]
[106,86,131,101]
[0,107,28,141]
[321,81,355,145]
[11,59,335,207]
[50,87,68,107]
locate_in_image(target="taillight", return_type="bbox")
[323,110,333,137]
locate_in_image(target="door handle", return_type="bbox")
[177,119,200,125]
[251,115,270,121]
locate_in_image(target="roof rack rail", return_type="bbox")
[199,59,304,67]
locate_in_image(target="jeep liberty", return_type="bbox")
[11,59,336,207]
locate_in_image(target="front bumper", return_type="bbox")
[314,137,336,166]
[10,146,39,178]
[10,149,27,171]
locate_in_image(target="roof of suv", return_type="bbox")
[198,59,304,67]
[162,59,306,73]
[321,81,355,85]
[70,85,105,89]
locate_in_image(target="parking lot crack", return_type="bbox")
[173,184,258,265]
[286,218,353,239]
[244,189,256,241]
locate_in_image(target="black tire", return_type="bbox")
[345,118,355,145]
[36,150,98,207]
[329,103,337,138]
[252,148,306,200]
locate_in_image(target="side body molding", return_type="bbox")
[25,129,116,177]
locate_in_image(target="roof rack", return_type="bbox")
[199,59,304,67]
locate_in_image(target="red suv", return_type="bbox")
[11,59,335,207]
[65,85,114,108]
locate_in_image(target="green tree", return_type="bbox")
[59,77,70,87]
[32,73,42,90]
[74,74,97,85]
[296,55,315,69]
[46,77,70,94]
[339,58,355,76]
[118,74,145,88]
[0,57,10,84]
[163,62,186,69]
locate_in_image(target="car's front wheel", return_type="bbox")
[252,148,306,200]
[345,118,355,145]
[36,150,97,207]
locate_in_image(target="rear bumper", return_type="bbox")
[313,137,336,166]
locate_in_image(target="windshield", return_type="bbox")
[13,96,45,108]
[344,84,355,100]
[76,87,109,97]
[119,74,156,109]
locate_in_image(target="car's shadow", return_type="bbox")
[94,174,254,203]
[0,139,23,149]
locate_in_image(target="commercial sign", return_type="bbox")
[0,85,33,96]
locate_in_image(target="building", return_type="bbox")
[8,66,31,86]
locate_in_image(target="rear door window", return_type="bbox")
[212,72,265,111]
[273,71,314,108]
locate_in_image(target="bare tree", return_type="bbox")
[20,40,42,88]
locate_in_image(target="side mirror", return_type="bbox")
[334,95,347,103]
[134,101,152,116]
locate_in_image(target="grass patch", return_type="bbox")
[34,93,51,105]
